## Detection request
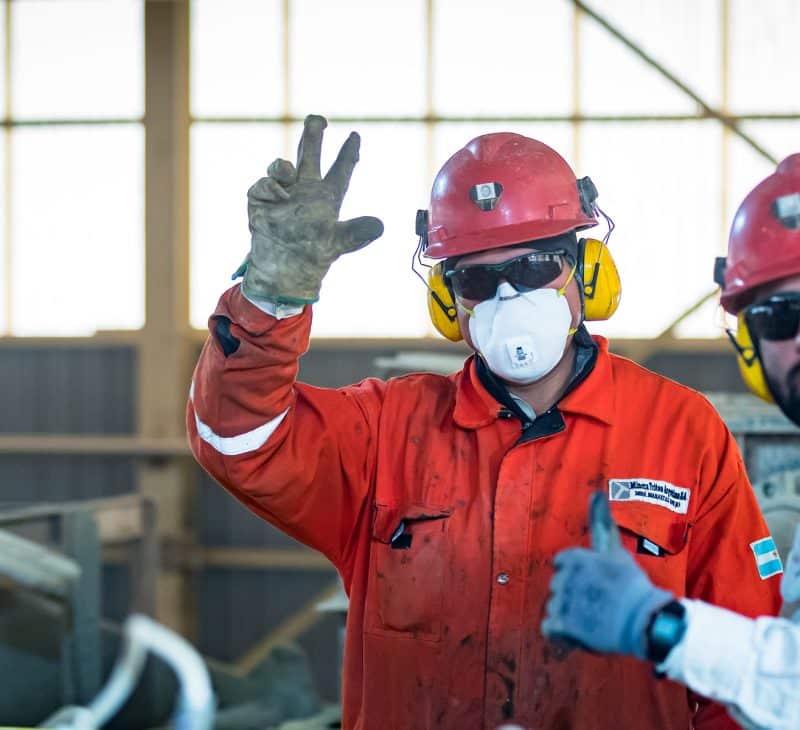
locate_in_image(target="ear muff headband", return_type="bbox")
[580,238,622,321]
[726,312,774,402]
[426,241,623,339]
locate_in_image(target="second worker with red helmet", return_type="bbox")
[188,115,779,729]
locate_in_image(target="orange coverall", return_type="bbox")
[188,286,781,730]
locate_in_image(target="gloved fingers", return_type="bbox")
[589,491,622,554]
[334,216,385,254]
[542,583,580,656]
[248,176,291,202]
[541,622,580,659]
[324,132,360,203]
[541,594,577,641]
[548,562,576,596]
[296,114,327,180]
[267,158,297,187]
[541,599,581,648]
[545,562,579,619]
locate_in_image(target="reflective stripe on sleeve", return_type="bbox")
[189,381,289,456]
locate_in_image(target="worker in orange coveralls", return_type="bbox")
[187,114,780,729]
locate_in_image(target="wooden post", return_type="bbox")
[140,0,195,637]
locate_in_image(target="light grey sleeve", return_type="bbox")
[659,599,800,730]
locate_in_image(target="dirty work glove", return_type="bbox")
[541,492,673,659]
[234,114,384,306]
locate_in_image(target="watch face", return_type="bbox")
[651,613,683,646]
[647,602,687,663]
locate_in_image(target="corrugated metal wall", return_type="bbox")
[0,346,136,434]
[0,340,748,702]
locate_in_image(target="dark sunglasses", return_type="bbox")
[444,251,566,302]
[746,292,800,341]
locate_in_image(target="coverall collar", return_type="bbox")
[454,328,615,429]
[558,334,615,425]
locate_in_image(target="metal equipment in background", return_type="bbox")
[41,613,214,730]
[706,393,800,563]
[0,496,148,722]
[0,497,322,729]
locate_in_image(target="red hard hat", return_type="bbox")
[422,133,598,259]
[720,154,800,313]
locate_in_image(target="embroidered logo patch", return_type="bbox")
[608,479,691,515]
[750,536,783,580]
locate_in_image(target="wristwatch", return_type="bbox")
[645,599,687,664]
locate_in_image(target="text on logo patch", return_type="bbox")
[608,479,691,515]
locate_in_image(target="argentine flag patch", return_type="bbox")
[750,537,783,580]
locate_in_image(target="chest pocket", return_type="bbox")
[610,501,690,591]
[365,502,452,642]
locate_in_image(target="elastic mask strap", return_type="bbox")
[557,261,577,296]
[558,261,579,336]
[457,300,474,317]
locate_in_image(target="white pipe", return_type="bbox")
[84,627,148,726]
[87,614,214,729]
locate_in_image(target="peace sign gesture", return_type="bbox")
[238,114,384,306]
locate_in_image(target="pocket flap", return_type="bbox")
[371,503,453,544]
[610,501,689,555]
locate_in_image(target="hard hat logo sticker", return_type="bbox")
[470,181,503,211]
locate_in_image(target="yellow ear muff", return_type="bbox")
[581,238,621,321]
[427,262,462,342]
[728,313,774,403]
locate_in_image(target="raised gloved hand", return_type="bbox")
[234,114,384,305]
[541,492,674,659]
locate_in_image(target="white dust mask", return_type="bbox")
[467,282,573,385]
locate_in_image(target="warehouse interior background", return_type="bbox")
[1,0,800,726]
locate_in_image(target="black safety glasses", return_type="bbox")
[746,292,800,342]
[444,251,566,302]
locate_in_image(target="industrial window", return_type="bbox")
[3,0,144,336]
[190,0,800,339]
